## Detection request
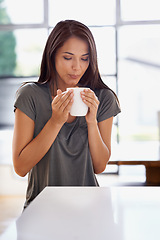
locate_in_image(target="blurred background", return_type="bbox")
[0,0,160,234]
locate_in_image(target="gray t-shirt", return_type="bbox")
[14,82,121,207]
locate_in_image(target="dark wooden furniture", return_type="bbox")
[108,160,160,184]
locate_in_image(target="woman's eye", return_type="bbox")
[82,58,89,62]
[64,57,72,60]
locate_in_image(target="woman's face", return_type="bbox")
[55,36,89,91]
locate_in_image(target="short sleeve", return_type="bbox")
[14,83,36,121]
[96,88,121,122]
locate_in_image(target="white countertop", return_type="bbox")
[1,186,160,240]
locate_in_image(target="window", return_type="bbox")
[0,0,160,162]
[0,0,44,24]
[0,0,116,77]
[12,29,47,76]
[49,0,116,26]
[121,0,160,21]
[118,25,160,160]
[90,27,116,75]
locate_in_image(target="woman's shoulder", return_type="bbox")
[94,88,121,121]
[94,88,116,102]
[17,82,36,94]
[14,82,50,120]
[17,82,48,97]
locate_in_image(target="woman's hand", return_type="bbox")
[51,89,74,125]
[81,89,99,124]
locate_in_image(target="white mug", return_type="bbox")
[67,87,88,116]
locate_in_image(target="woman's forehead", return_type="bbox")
[57,36,89,55]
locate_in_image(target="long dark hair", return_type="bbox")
[38,20,119,104]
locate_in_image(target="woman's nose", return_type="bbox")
[72,59,81,70]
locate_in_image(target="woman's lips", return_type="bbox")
[69,74,80,79]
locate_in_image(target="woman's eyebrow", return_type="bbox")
[82,53,89,56]
[63,51,74,55]
[63,52,89,56]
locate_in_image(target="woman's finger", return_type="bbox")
[81,89,99,102]
[53,89,73,106]
[81,90,99,108]
[63,98,74,113]
[59,92,74,111]
[83,98,98,111]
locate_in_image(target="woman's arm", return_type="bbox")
[81,89,113,174]
[12,89,73,177]
[87,118,113,174]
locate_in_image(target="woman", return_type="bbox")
[12,20,121,208]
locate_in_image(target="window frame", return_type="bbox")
[1,0,160,145]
